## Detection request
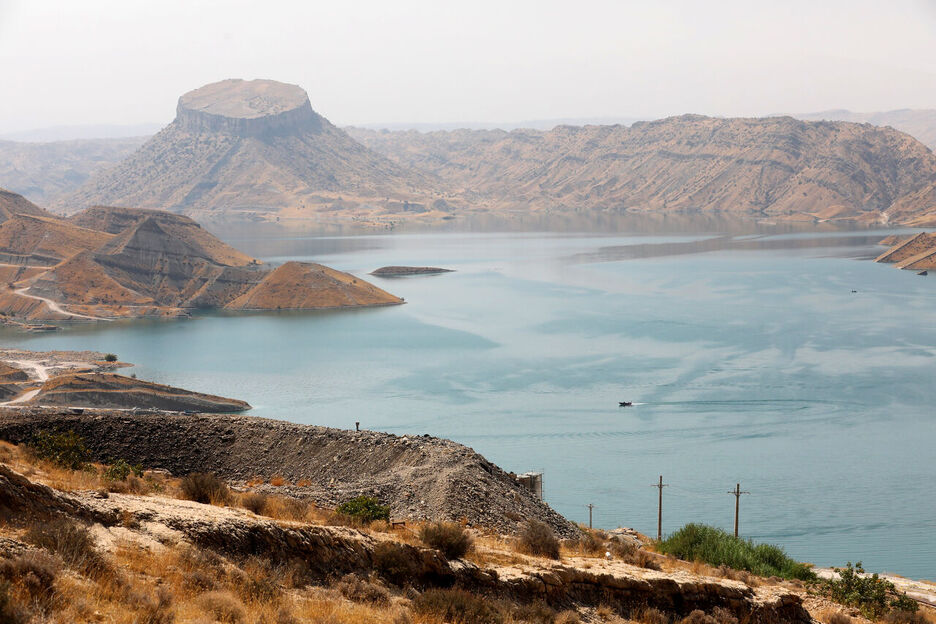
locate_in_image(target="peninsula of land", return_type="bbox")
[0,189,402,322]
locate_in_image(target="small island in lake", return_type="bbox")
[370,266,454,276]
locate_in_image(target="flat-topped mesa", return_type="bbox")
[175,79,325,137]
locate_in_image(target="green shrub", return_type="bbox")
[414,588,504,624]
[336,496,390,523]
[180,472,231,505]
[657,523,814,580]
[103,458,143,481]
[103,353,118,362]
[517,519,560,559]
[813,562,919,620]
[418,522,473,559]
[28,429,91,470]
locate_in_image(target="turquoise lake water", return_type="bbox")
[3,229,935,579]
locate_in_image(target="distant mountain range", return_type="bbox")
[2,84,936,227]
[349,114,936,225]
[786,109,936,151]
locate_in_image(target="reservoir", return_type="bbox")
[4,228,934,579]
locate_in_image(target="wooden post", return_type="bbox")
[587,503,594,529]
[650,475,668,541]
[728,483,749,537]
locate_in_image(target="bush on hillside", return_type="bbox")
[418,522,473,559]
[24,518,110,578]
[103,458,143,481]
[28,429,91,470]
[336,496,390,523]
[180,472,231,505]
[517,519,560,559]
[103,353,118,362]
[814,562,919,620]
[657,523,814,580]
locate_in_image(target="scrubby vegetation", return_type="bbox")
[28,429,91,470]
[103,353,118,362]
[813,562,919,620]
[517,519,560,559]
[180,471,231,505]
[103,457,143,481]
[657,523,814,580]
[336,495,390,523]
[419,521,472,559]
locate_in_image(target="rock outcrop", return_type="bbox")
[26,373,250,412]
[63,79,436,222]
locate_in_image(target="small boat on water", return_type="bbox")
[619,401,633,407]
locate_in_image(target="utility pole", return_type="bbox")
[650,475,668,541]
[728,483,750,537]
[587,504,594,529]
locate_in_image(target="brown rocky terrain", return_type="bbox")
[0,407,574,537]
[0,136,145,206]
[875,232,936,271]
[0,193,402,321]
[0,187,52,224]
[26,373,250,412]
[349,115,936,225]
[62,79,442,225]
[0,451,817,624]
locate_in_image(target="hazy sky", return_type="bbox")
[2,0,936,132]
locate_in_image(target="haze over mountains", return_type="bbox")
[2,79,936,226]
[62,79,437,224]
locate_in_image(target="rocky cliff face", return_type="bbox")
[63,79,435,220]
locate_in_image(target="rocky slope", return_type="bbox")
[0,195,402,321]
[0,187,52,224]
[875,231,936,271]
[26,373,250,412]
[0,408,575,537]
[62,79,439,224]
[0,459,813,623]
[349,114,936,225]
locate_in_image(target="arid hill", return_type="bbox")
[875,231,936,271]
[792,109,936,150]
[349,114,936,225]
[0,193,402,321]
[63,79,442,225]
[27,372,250,412]
[0,187,52,224]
